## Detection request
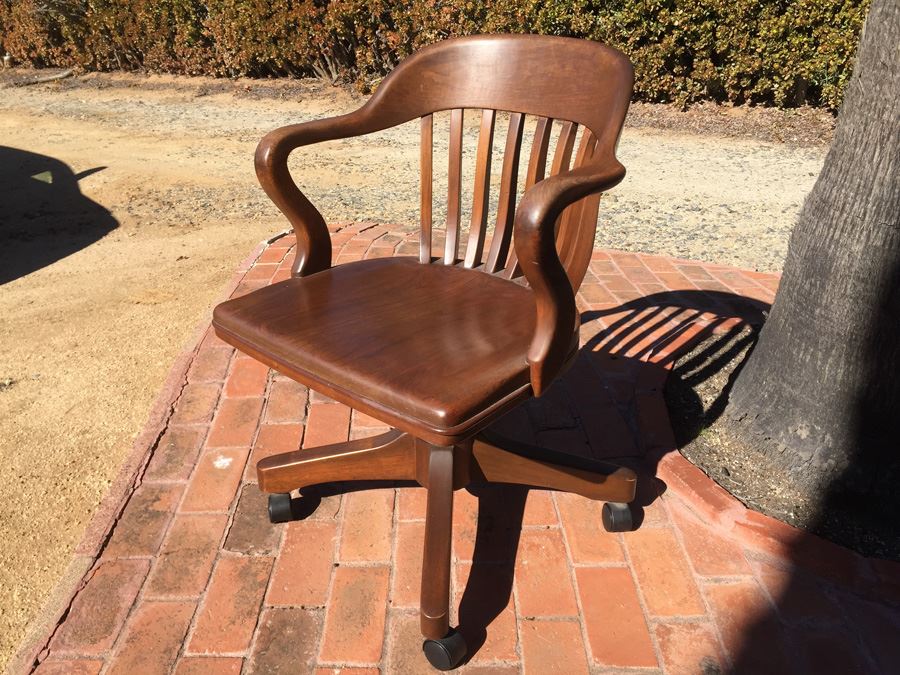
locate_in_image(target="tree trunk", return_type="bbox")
[725,0,900,506]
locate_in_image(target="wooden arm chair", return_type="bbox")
[213,34,637,671]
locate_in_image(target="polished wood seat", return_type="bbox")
[213,34,638,671]
[214,256,562,440]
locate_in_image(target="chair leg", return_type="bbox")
[257,429,416,493]
[420,444,454,640]
[471,432,637,504]
[416,444,466,670]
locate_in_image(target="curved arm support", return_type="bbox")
[255,110,371,276]
[514,157,626,395]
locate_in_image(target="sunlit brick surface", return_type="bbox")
[31,225,899,674]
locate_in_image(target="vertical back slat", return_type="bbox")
[556,130,594,266]
[463,109,496,268]
[444,108,464,265]
[550,121,578,177]
[504,116,553,279]
[484,112,525,273]
[420,114,434,264]
[559,130,601,290]
[552,121,580,257]
[525,116,553,189]
[565,200,602,291]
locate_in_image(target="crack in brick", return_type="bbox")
[32,564,101,667]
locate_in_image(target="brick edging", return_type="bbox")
[657,448,900,604]
[4,237,274,675]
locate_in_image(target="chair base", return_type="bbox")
[257,429,637,668]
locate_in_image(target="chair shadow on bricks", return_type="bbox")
[578,287,900,672]
[496,289,770,527]
[579,288,768,466]
[448,288,768,661]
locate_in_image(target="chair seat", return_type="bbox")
[213,256,540,439]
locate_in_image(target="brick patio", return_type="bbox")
[22,224,899,674]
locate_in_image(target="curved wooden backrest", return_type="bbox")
[355,35,632,292]
[363,35,632,157]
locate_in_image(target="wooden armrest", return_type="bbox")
[254,111,370,276]
[513,158,627,395]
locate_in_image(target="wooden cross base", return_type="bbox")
[256,430,637,648]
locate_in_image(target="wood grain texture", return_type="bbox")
[504,116,553,280]
[560,130,601,290]
[253,35,632,392]
[214,257,539,445]
[464,109,496,269]
[257,430,414,493]
[552,121,579,262]
[444,108,464,265]
[484,112,525,274]
[221,35,636,653]
[420,114,434,264]
[420,444,455,639]
[550,121,578,178]
[472,434,637,502]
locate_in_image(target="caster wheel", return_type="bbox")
[267,493,293,523]
[422,629,467,671]
[602,502,634,532]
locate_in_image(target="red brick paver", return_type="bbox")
[106,601,194,674]
[188,556,273,654]
[25,225,898,674]
[49,559,149,656]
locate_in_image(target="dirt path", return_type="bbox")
[0,72,828,668]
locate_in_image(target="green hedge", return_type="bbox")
[0,0,869,108]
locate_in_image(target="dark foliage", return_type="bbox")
[1,0,868,108]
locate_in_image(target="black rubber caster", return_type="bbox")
[602,502,634,532]
[267,493,293,523]
[422,629,467,671]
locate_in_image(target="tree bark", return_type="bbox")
[725,0,900,505]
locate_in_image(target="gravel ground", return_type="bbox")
[0,70,831,670]
[3,70,831,271]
